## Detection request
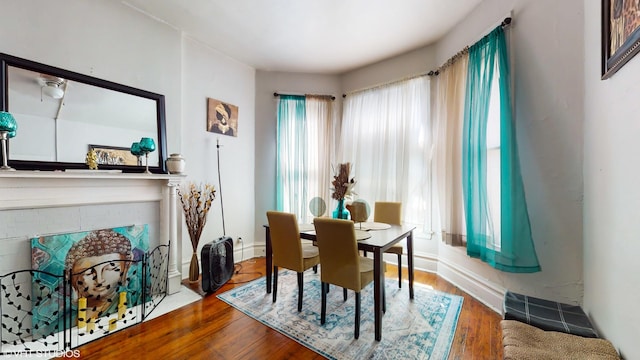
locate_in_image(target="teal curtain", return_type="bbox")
[276,95,307,215]
[462,27,540,273]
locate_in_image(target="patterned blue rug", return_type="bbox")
[217,269,463,359]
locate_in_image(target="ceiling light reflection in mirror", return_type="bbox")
[7,66,159,166]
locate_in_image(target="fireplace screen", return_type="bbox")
[0,225,169,355]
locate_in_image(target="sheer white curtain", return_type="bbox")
[339,77,431,234]
[433,52,469,245]
[276,95,335,223]
[303,96,335,222]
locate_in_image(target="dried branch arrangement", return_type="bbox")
[178,182,216,281]
[331,162,357,200]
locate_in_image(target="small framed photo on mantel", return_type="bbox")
[207,98,238,137]
[602,0,640,79]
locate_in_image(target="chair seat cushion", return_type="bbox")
[501,320,619,360]
[504,291,598,338]
[302,244,319,259]
[385,244,403,254]
[359,256,374,273]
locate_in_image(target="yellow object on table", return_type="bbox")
[119,291,127,307]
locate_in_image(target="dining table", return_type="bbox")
[263,221,416,341]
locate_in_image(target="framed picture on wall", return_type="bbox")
[207,98,238,137]
[602,0,640,79]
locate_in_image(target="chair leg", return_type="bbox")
[272,266,278,303]
[297,272,304,312]
[321,282,327,325]
[354,292,361,339]
[343,288,347,301]
[397,253,402,288]
[383,282,386,314]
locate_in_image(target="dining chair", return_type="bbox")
[266,211,320,312]
[313,217,374,339]
[374,201,403,288]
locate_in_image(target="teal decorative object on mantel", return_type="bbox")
[130,141,144,164]
[138,137,156,174]
[0,111,18,171]
[331,162,357,220]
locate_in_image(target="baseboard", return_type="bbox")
[398,251,438,274]
[437,257,505,314]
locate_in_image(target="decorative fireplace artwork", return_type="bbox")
[31,225,148,338]
[0,225,169,355]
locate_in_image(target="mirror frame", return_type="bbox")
[0,52,167,173]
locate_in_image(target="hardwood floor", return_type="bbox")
[64,258,502,359]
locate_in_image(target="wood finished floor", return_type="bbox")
[63,257,502,359]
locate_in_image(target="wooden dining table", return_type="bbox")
[263,222,416,341]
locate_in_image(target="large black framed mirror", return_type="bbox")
[0,53,167,173]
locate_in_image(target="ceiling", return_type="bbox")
[121,0,482,74]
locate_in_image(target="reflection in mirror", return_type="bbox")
[0,53,167,173]
[8,67,158,166]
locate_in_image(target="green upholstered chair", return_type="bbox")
[313,217,374,339]
[374,201,403,288]
[267,211,320,312]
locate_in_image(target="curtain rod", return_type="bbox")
[341,17,512,98]
[342,71,430,98]
[428,16,512,76]
[274,92,336,101]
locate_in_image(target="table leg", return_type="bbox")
[266,227,272,294]
[373,248,383,341]
[407,230,414,299]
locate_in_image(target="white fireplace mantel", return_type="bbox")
[0,170,185,294]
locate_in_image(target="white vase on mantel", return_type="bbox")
[166,153,186,174]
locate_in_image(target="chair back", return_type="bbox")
[313,217,361,291]
[346,200,368,222]
[373,202,402,225]
[266,211,304,271]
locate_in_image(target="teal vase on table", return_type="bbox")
[332,199,350,219]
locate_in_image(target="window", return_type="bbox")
[340,77,432,236]
[276,95,334,223]
[463,26,540,272]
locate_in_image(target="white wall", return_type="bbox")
[180,36,256,270]
[584,1,639,358]
[341,46,436,93]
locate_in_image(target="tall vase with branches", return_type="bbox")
[331,162,356,219]
[178,182,216,282]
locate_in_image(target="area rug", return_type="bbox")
[217,269,463,360]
